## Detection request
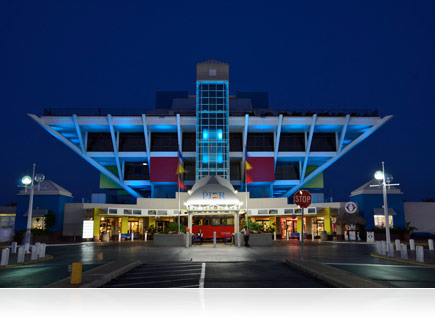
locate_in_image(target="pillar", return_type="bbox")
[188,213,193,233]
[148,216,155,229]
[297,216,302,233]
[305,216,312,234]
[324,207,332,235]
[234,212,239,234]
[121,216,129,234]
[93,209,101,241]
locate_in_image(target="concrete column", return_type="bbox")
[286,231,289,240]
[118,232,121,242]
[324,208,332,235]
[185,233,189,248]
[416,245,424,262]
[400,244,408,260]
[237,232,241,248]
[297,216,302,233]
[17,247,25,263]
[1,248,10,266]
[148,216,156,229]
[93,209,101,241]
[395,239,401,251]
[188,213,193,233]
[11,242,17,254]
[410,239,415,250]
[131,232,134,241]
[145,232,148,242]
[121,217,129,234]
[273,232,276,241]
[39,244,46,258]
[213,232,216,248]
[428,239,434,250]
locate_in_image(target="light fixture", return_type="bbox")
[35,174,45,183]
[374,170,384,180]
[142,162,148,166]
[21,176,32,185]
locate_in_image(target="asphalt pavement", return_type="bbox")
[1,240,433,288]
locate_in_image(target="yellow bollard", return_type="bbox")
[70,262,83,285]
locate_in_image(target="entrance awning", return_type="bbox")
[373,208,397,216]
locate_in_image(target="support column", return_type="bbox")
[324,207,332,235]
[121,217,129,234]
[188,212,193,233]
[93,209,101,242]
[148,216,155,229]
[297,216,302,233]
[234,212,239,234]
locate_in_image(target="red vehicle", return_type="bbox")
[192,215,235,239]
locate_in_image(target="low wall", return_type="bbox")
[249,233,273,246]
[153,233,185,247]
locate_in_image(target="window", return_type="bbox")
[311,133,336,152]
[183,160,196,181]
[87,133,113,151]
[124,162,150,180]
[279,133,305,151]
[247,133,274,151]
[182,132,196,152]
[151,133,178,151]
[275,162,299,180]
[229,133,243,151]
[230,161,241,180]
[209,69,217,76]
[374,215,393,228]
[119,133,145,152]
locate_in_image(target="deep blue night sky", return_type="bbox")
[1,0,434,205]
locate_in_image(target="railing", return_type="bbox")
[42,107,379,117]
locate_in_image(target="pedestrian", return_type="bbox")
[242,226,250,247]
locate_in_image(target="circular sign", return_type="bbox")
[294,190,312,208]
[345,201,358,214]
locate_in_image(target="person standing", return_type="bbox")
[241,226,250,247]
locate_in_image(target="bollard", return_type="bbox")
[410,239,415,250]
[380,241,386,256]
[395,239,401,251]
[375,241,382,254]
[35,243,41,258]
[17,247,25,263]
[1,248,10,266]
[312,232,315,241]
[237,232,241,248]
[11,242,17,254]
[416,245,424,263]
[428,239,434,251]
[286,231,289,241]
[118,232,121,242]
[106,232,110,242]
[145,232,148,242]
[131,232,134,242]
[39,243,46,258]
[388,243,395,257]
[30,245,38,261]
[213,232,216,248]
[400,244,408,260]
[273,232,276,241]
[70,262,83,285]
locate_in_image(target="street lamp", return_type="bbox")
[21,164,45,253]
[370,162,399,256]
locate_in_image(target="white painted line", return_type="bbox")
[170,284,199,288]
[107,277,198,288]
[199,262,206,288]
[122,272,201,280]
[127,268,202,275]
[134,264,202,271]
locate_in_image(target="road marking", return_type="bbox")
[370,253,435,268]
[122,272,201,280]
[323,262,424,268]
[170,284,199,288]
[127,268,202,275]
[199,263,205,288]
[135,263,201,270]
[106,277,199,288]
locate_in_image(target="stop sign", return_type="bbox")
[294,190,312,208]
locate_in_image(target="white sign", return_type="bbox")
[349,231,356,240]
[366,231,375,243]
[345,201,358,214]
[82,220,94,239]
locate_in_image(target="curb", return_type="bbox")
[370,253,435,268]
[285,259,388,288]
[46,260,142,288]
[0,255,54,270]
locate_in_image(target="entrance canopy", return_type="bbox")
[186,176,242,211]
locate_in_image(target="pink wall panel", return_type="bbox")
[150,157,178,182]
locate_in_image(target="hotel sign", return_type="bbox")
[202,192,225,200]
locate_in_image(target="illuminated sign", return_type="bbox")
[202,192,225,200]
[82,220,94,239]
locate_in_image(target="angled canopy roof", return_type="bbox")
[18,180,72,197]
[350,179,402,196]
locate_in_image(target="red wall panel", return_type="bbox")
[150,157,178,182]
[247,157,275,182]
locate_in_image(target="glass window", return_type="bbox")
[182,132,196,152]
[279,133,305,151]
[275,162,300,180]
[374,215,393,228]
[124,162,150,180]
[87,133,113,152]
[247,133,274,151]
[119,133,146,152]
[311,133,336,152]
[229,133,243,151]
[151,133,178,151]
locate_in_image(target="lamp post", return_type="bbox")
[21,164,45,253]
[370,162,399,256]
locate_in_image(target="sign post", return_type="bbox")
[294,190,312,260]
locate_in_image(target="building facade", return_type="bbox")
[29,60,392,241]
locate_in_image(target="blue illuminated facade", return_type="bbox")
[196,81,230,180]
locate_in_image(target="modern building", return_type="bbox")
[29,60,392,241]
[14,180,73,235]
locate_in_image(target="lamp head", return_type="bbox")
[374,170,384,180]
[35,173,45,183]
[21,175,32,185]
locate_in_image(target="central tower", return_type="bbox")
[196,60,230,181]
